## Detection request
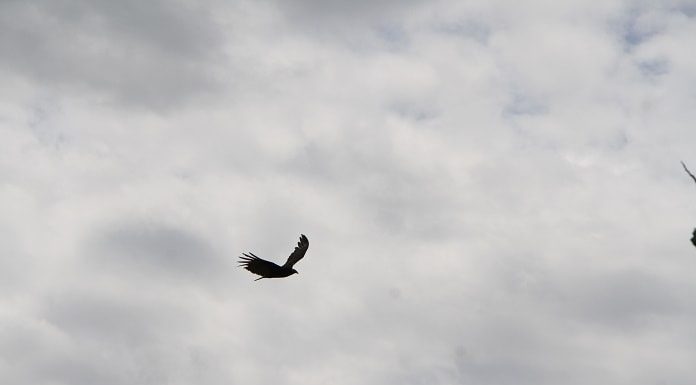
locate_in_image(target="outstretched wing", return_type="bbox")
[239,253,282,278]
[282,234,309,268]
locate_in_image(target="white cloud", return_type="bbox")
[2,1,696,384]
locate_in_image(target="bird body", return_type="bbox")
[239,234,309,281]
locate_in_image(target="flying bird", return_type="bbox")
[239,234,309,281]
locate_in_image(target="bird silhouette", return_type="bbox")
[239,234,309,281]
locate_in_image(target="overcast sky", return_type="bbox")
[2,0,696,384]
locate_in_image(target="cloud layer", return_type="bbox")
[2,1,696,384]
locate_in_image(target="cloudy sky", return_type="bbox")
[2,0,696,384]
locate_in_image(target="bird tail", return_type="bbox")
[254,276,265,281]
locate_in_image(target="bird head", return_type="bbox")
[292,269,299,275]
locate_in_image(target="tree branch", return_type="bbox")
[682,161,696,185]
[682,161,696,248]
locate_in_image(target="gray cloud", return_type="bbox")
[266,0,424,25]
[42,290,194,346]
[0,0,228,109]
[2,1,696,385]
[87,220,227,282]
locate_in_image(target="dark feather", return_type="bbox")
[238,234,309,281]
[283,234,309,268]
[238,253,283,276]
